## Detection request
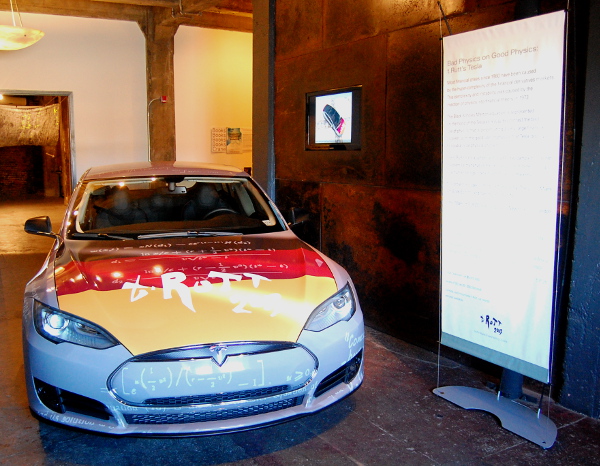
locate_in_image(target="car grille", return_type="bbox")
[109,342,317,407]
[144,385,289,406]
[124,396,304,425]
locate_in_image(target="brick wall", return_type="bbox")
[0,146,44,199]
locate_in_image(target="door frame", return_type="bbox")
[0,89,75,200]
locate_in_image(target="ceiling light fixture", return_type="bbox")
[0,0,44,50]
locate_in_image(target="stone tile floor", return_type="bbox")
[1,198,598,465]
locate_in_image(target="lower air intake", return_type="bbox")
[144,385,290,406]
[124,396,304,425]
[314,350,363,398]
[34,378,112,421]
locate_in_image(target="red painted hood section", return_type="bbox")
[54,234,334,298]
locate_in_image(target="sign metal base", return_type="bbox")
[433,385,556,449]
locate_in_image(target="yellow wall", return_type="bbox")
[175,26,253,170]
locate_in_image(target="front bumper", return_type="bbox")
[23,309,364,435]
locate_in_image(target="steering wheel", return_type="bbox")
[203,208,237,220]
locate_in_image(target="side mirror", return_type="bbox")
[284,207,310,227]
[24,216,58,238]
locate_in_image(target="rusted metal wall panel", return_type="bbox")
[274,35,387,185]
[321,184,441,346]
[273,0,567,347]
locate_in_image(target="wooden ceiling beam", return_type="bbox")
[178,1,222,15]
[90,0,224,11]
[0,0,147,22]
[213,0,252,15]
[0,0,252,31]
[176,10,251,32]
[91,0,177,7]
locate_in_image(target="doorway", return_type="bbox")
[0,92,73,203]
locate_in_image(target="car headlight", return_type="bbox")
[304,283,356,332]
[33,300,118,349]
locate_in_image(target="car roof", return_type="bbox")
[83,161,249,181]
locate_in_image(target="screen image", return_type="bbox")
[314,92,353,144]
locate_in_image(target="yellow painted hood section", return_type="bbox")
[54,235,338,355]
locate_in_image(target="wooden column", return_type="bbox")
[139,8,178,162]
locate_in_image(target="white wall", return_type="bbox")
[0,14,254,181]
[0,13,147,181]
[174,26,252,170]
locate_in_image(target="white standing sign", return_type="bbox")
[441,11,566,383]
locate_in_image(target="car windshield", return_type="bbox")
[66,176,286,238]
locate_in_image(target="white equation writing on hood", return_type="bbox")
[122,271,282,315]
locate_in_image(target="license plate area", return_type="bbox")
[109,343,317,406]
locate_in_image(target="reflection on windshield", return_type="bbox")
[68,176,285,238]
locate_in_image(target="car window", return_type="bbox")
[67,176,285,238]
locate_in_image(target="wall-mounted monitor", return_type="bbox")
[306,86,362,151]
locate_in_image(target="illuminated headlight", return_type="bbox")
[33,300,118,349]
[304,283,356,332]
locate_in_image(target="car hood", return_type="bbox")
[54,232,338,356]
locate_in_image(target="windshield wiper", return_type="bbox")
[137,231,241,239]
[71,232,134,240]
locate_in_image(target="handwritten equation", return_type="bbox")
[111,347,315,404]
